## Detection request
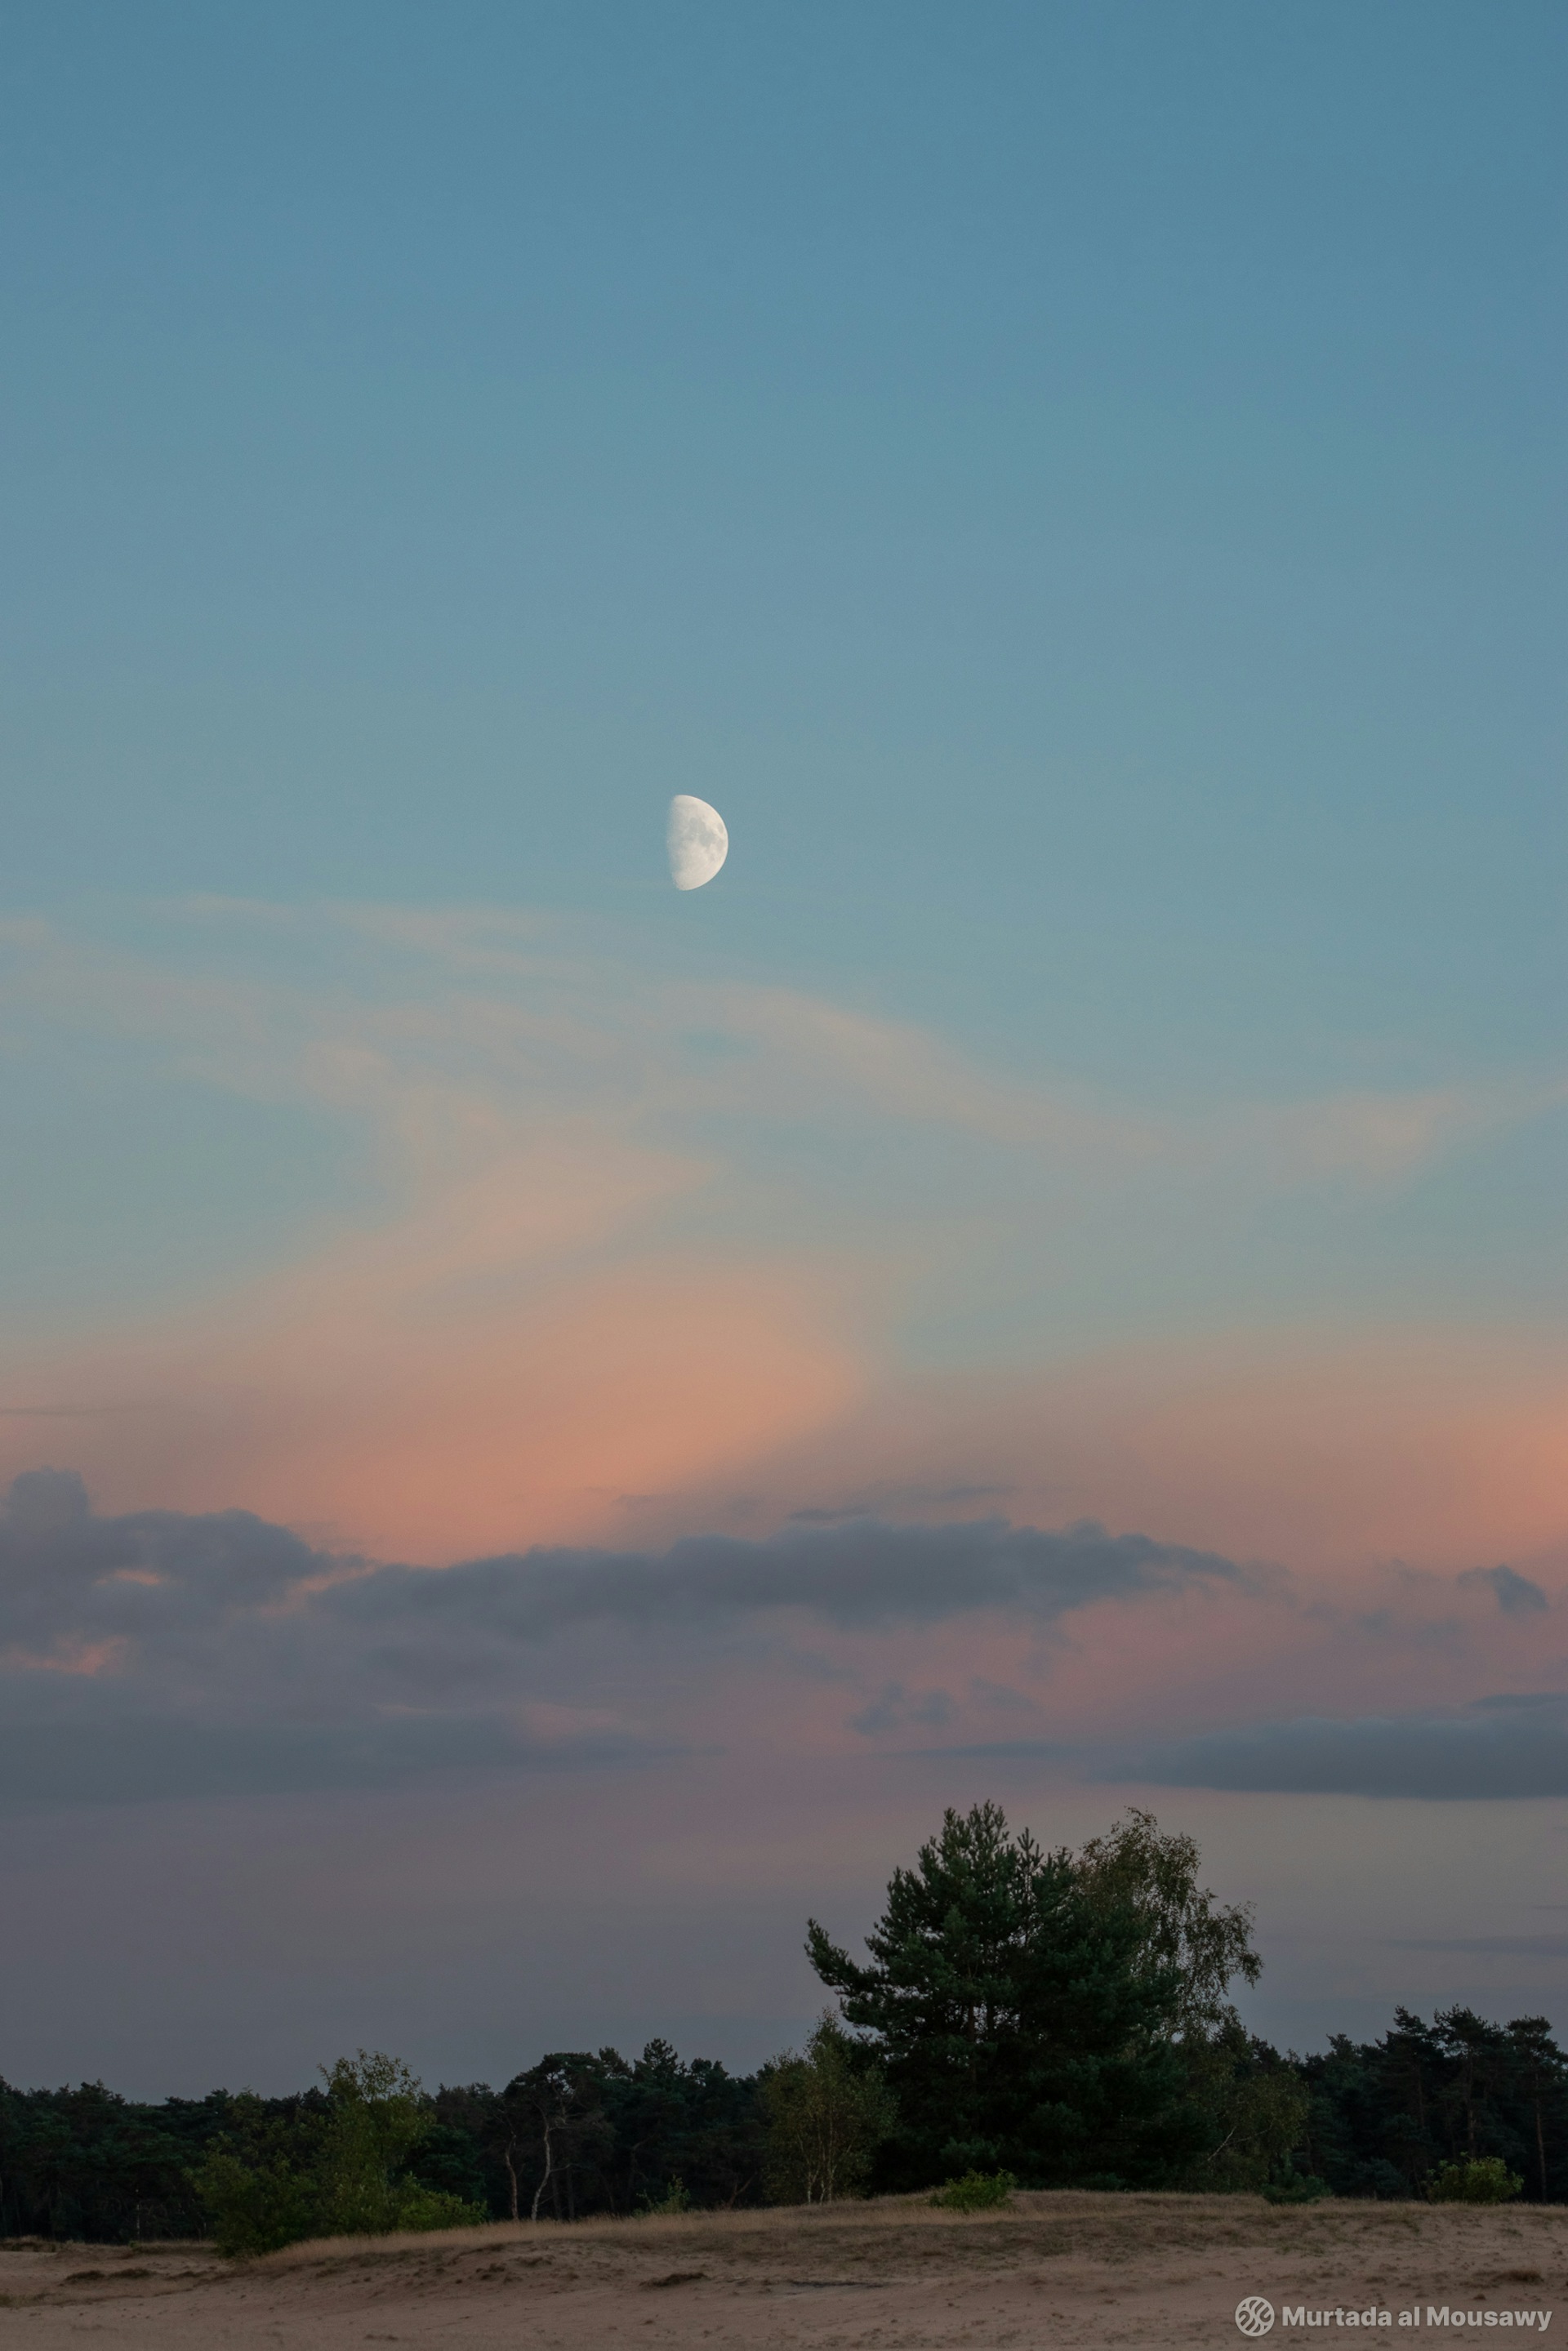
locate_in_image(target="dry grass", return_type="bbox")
[246,2185,1568,2269]
[4,2193,1567,2347]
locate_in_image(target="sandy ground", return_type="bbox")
[2,2193,1566,2349]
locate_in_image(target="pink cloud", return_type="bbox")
[3,906,1566,1587]
[712,1326,1568,1578]
[0,1228,871,1564]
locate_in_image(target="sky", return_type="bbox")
[1,0,1566,2098]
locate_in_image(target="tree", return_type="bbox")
[1076,1809,1260,2040]
[595,2042,767,2214]
[190,2052,482,2253]
[405,2119,491,2212]
[314,2051,432,2234]
[0,2048,771,2241]
[806,1801,1207,2190]
[1294,2007,1568,2201]
[1506,2018,1566,2204]
[1178,2022,1311,2193]
[760,2015,895,2202]
[493,2055,615,2222]
[1071,1810,1303,2190]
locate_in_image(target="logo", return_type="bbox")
[1235,2298,1276,2338]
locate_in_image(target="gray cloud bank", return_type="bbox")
[1458,1563,1548,1615]
[0,1471,1239,1804]
[1130,1693,1568,1800]
[1389,1935,1568,1957]
[10,1473,1561,1807]
[323,1514,1243,1639]
[0,1709,611,1806]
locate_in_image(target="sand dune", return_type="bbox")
[3,2192,1566,2347]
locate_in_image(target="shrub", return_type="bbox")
[929,2169,1018,2211]
[188,2148,318,2258]
[388,2181,488,2231]
[638,2178,693,2215]
[1262,2169,1330,2205]
[1427,2157,1524,2205]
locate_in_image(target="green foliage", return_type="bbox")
[187,2144,318,2258]
[390,2181,489,2229]
[1261,2166,1331,2204]
[492,2054,617,2224]
[1076,1809,1261,2042]
[1297,2006,1568,2201]
[1177,2021,1312,2193]
[0,2078,252,2242]
[487,2042,766,2220]
[637,2177,693,2214]
[183,2091,328,2253]
[1428,2156,1524,2204]
[406,2121,490,2211]
[312,2051,434,2237]
[190,2051,484,2255]
[0,2045,764,2242]
[760,2015,897,2203]
[1072,1817,1294,2194]
[807,1801,1209,2191]
[929,2169,1017,2210]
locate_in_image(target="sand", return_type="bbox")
[2,2192,1566,2348]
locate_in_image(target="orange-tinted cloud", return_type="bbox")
[697,1327,1568,1578]
[0,1133,871,1559]
[2,905,1566,1579]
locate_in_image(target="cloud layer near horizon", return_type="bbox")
[0,1468,1241,1801]
[5,1470,1561,1807]
[1129,1694,1568,1801]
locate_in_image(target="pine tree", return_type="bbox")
[805,1801,1207,2189]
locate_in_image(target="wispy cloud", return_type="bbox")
[5,898,1551,1196]
[2,901,1566,1571]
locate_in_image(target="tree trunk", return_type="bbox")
[531,2119,555,2224]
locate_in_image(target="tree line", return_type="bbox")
[3,1805,1564,2246]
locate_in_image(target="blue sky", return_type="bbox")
[5,0,1562,1079]
[1,2,1566,2089]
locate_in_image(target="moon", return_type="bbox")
[667,794,728,891]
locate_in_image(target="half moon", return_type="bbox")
[667,794,728,891]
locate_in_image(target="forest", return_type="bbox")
[3,1806,1564,2246]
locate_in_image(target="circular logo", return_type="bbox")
[1236,2299,1276,2338]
